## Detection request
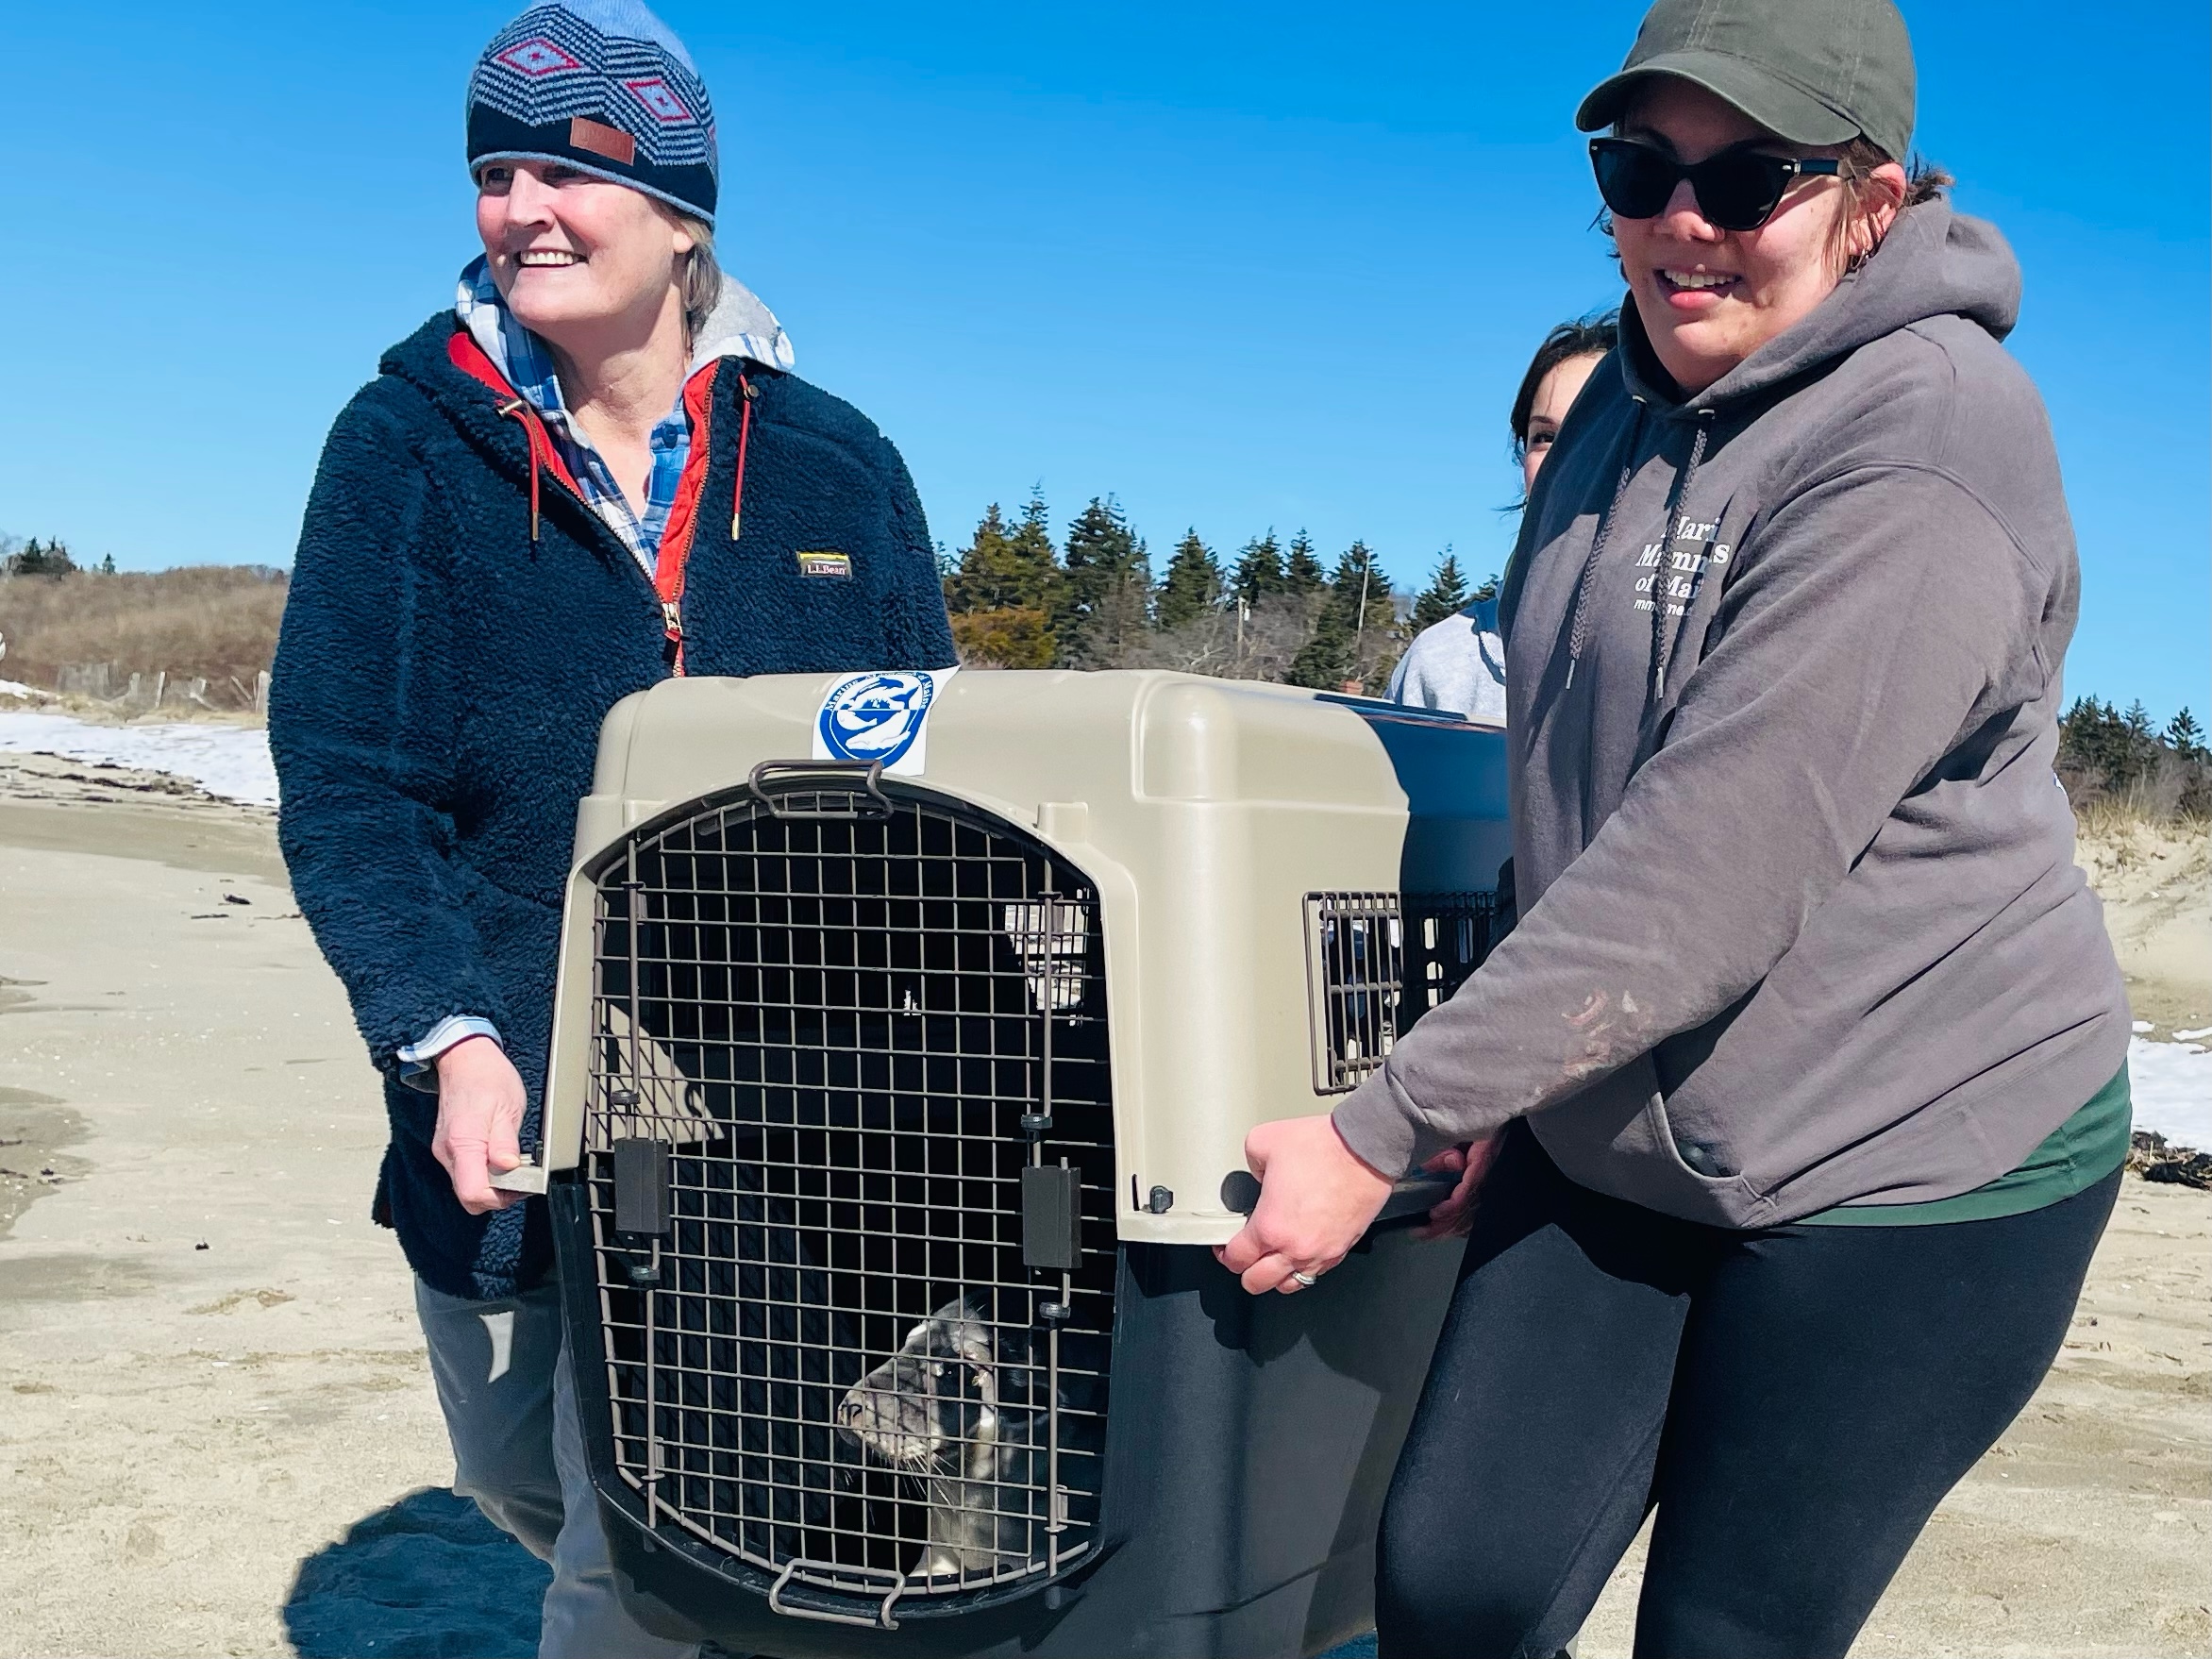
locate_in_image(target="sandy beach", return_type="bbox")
[0,741,2205,1658]
[0,751,542,1658]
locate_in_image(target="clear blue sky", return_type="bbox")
[1,0,2204,719]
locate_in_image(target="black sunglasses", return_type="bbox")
[1589,138,1842,232]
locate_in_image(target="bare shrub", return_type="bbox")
[0,566,288,706]
[1092,595,1320,681]
[1058,576,1155,670]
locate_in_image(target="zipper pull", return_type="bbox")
[731,375,757,541]
[661,598,683,642]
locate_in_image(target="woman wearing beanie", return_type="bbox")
[1219,1,2131,1652]
[270,3,954,1651]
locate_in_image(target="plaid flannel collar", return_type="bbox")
[456,259,691,572]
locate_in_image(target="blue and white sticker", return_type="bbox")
[810,667,959,776]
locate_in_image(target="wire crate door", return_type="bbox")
[581,787,1118,1612]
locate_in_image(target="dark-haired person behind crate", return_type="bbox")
[1218,1,2133,1653]
[268,3,953,1651]
[1389,312,1618,725]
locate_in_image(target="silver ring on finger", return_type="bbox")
[1290,1269,1318,1287]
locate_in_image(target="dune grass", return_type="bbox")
[0,567,288,709]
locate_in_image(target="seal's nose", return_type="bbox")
[838,1396,863,1423]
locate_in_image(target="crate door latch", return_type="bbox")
[611,1137,671,1236]
[1021,1164,1081,1271]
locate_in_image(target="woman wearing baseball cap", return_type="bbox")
[1219,1,2131,1652]
[271,3,953,1651]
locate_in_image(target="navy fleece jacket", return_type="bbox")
[271,314,956,1299]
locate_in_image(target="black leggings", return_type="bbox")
[1376,1124,2119,1659]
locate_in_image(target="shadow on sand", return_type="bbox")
[282,1487,549,1658]
[280,1487,1383,1659]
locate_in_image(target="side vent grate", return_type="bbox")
[1302,890,1502,1093]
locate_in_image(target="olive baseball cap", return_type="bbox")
[1576,0,1916,164]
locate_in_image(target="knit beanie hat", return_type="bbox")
[467,0,718,225]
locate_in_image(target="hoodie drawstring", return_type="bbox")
[1565,403,1645,690]
[1561,403,1714,703]
[1649,414,1713,702]
[496,373,751,554]
[473,342,762,680]
[495,397,545,543]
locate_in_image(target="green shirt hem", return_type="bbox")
[1796,1064,2132,1227]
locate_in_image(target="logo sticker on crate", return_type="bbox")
[812,667,958,775]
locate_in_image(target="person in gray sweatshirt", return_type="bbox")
[1218,1,2133,1652]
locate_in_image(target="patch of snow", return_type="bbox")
[0,711,276,808]
[2131,1019,2154,1033]
[2131,1036,2212,1153]
[0,679,44,699]
[2174,1026,2212,1044]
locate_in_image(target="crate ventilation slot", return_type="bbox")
[1302,889,1503,1094]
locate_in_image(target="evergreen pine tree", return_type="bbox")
[944,503,1018,612]
[1155,529,1225,631]
[943,496,1062,667]
[1231,531,1283,607]
[1338,542,1396,690]
[1057,497,1152,665]
[2060,695,2108,785]
[2122,700,2159,786]
[1471,569,1502,602]
[1289,542,1393,688]
[945,499,1061,615]
[99,554,116,576]
[2059,695,2180,798]
[9,537,74,578]
[1008,487,1059,604]
[1282,530,1328,595]
[1286,605,1353,689]
[2053,690,2105,787]
[1328,543,1390,636]
[2171,709,2212,816]
[1411,552,1469,633]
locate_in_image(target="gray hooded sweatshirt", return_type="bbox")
[1332,202,2130,1226]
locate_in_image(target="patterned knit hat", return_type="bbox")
[467,0,718,225]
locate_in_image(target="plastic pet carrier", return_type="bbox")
[538,669,1511,1656]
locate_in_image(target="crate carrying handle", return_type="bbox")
[746,759,892,820]
[766,1559,905,1629]
[1220,1168,1461,1235]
